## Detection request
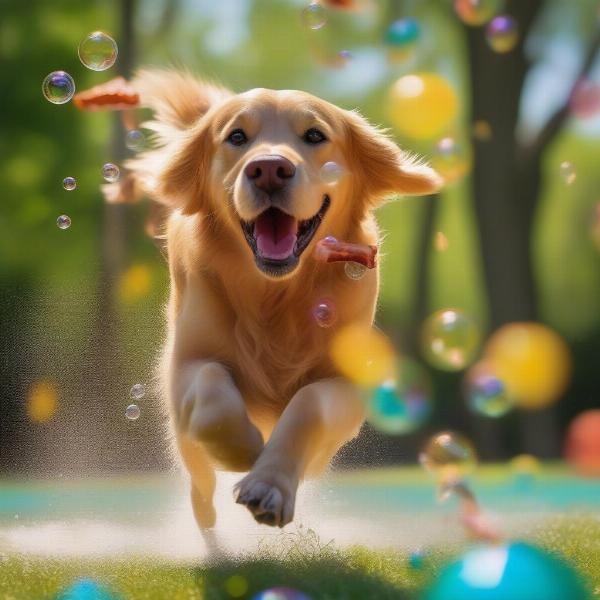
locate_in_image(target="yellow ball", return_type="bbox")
[27,380,58,423]
[329,323,395,387]
[509,454,541,477]
[387,73,459,140]
[485,323,572,410]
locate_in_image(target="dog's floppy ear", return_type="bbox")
[344,110,442,205]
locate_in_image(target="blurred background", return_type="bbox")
[2,0,600,478]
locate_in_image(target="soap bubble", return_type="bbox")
[431,136,471,185]
[486,15,518,53]
[78,31,118,71]
[454,0,500,26]
[125,129,146,151]
[62,177,77,191]
[125,404,140,420]
[465,361,514,417]
[42,71,75,104]
[385,18,421,62]
[570,79,600,119]
[565,410,600,477]
[472,119,493,141]
[57,215,71,230]
[330,323,395,387]
[421,309,481,371]
[388,73,458,140]
[320,161,344,185]
[26,380,58,424]
[484,322,571,410]
[559,161,576,185]
[252,588,312,600]
[336,50,353,66]
[366,358,432,435]
[312,299,337,328]
[434,231,449,252]
[420,430,478,484]
[344,261,367,280]
[102,163,120,183]
[302,3,327,30]
[130,383,146,400]
[424,543,589,600]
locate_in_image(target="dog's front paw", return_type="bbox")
[234,470,297,528]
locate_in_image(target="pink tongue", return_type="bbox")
[255,209,298,260]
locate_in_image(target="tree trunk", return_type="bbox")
[466,0,562,457]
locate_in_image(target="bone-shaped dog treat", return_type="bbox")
[314,237,377,269]
[73,77,140,111]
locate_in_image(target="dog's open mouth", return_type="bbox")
[241,195,330,276]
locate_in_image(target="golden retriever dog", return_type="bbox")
[111,69,440,537]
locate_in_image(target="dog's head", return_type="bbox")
[156,86,441,279]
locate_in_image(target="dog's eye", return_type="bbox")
[227,129,248,146]
[303,128,327,145]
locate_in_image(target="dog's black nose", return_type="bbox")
[244,155,296,194]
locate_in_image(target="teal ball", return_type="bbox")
[56,579,119,600]
[423,543,589,600]
[385,18,421,47]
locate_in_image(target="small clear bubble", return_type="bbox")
[420,430,478,484]
[320,161,344,185]
[302,3,327,30]
[486,15,519,53]
[62,177,77,191]
[42,71,75,104]
[125,129,146,151]
[560,161,576,185]
[78,31,118,71]
[466,362,514,417]
[312,299,337,328]
[125,404,140,420]
[102,163,120,183]
[57,215,71,230]
[130,383,146,400]
[344,261,367,280]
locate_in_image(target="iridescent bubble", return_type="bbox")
[424,543,589,600]
[486,15,518,53]
[421,309,481,371]
[484,322,571,409]
[42,71,75,104]
[366,358,432,435]
[57,215,71,230]
[565,410,600,477]
[125,403,140,420]
[431,137,471,185]
[344,261,367,280]
[466,362,514,417]
[560,161,576,185]
[385,18,421,62]
[125,129,146,151]
[302,3,327,30]
[102,163,120,183]
[388,73,459,140]
[472,119,493,141]
[420,430,478,484]
[434,231,449,251]
[330,323,395,387]
[252,588,312,600]
[62,176,77,191]
[454,0,500,26]
[312,299,337,328]
[320,161,344,185]
[336,50,353,67]
[570,79,600,119]
[130,383,146,400]
[78,31,118,71]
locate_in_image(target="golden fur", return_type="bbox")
[116,68,441,534]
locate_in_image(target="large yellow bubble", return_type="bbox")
[484,323,572,410]
[387,73,459,140]
[329,323,395,387]
[27,380,58,423]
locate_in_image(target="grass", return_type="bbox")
[1,518,598,599]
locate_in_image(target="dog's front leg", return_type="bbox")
[235,377,365,527]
